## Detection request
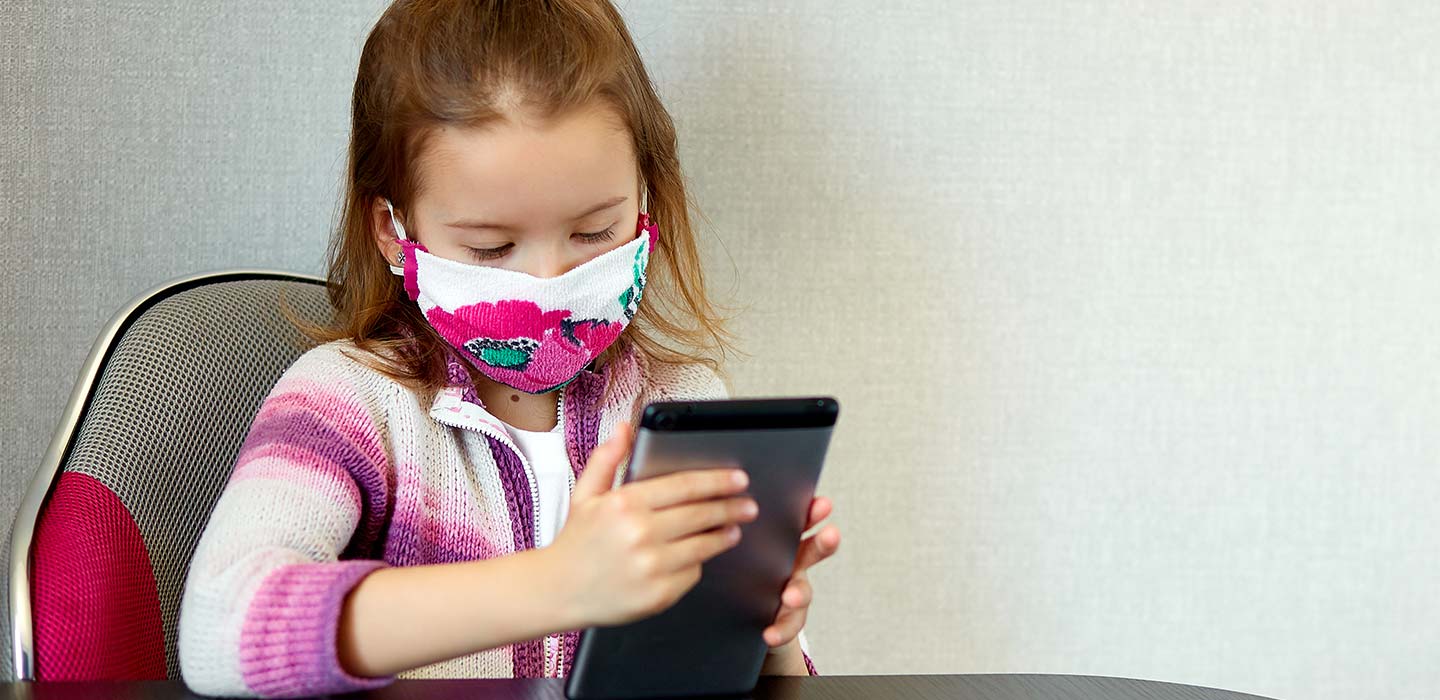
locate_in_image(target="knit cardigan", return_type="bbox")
[177,339,815,698]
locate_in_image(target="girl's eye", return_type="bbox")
[465,244,512,262]
[464,227,615,263]
[575,227,617,244]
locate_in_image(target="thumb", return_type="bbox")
[573,420,633,501]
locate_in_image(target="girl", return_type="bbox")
[176,1,840,697]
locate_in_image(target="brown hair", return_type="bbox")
[301,0,741,400]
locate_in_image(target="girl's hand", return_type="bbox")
[549,421,760,628]
[763,496,840,649]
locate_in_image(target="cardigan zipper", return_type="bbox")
[557,386,577,495]
[553,385,573,677]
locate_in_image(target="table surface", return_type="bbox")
[1,674,1279,700]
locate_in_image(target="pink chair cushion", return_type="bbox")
[32,471,167,680]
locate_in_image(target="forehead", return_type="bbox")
[414,101,638,220]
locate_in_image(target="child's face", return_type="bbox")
[374,100,642,277]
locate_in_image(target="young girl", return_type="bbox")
[176,1,840,697]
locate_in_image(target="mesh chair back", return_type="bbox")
[6,272,333,681]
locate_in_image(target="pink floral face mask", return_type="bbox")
[385,199,657,394]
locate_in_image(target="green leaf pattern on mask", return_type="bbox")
[480,345,530,368]
[618,239,649,317]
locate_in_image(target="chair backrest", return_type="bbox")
[5,271,334,681]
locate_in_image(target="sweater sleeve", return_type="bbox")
[178,346,396,698]
[798,629,819,676]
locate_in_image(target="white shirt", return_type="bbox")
[505,422,572,548]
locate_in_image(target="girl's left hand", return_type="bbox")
[763,496,840,649]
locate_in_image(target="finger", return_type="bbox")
[650,495,758,542]
[573,421,632,500]
[763,606,808,647]
[803,496,833,531]
[793,525,841,572]
[778,574,812,610]
[657,524,742,573]
[624,466,749,510]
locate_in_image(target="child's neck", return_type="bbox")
[475,379,560,433]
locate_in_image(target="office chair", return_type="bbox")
[5,271,333,681]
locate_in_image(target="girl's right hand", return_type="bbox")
[549,420,759,628]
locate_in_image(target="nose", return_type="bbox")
[529,258,573,279]
[524,241,577,279]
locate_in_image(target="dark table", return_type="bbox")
[2,674,1278,699]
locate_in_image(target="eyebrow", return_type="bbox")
[444,196,628,231]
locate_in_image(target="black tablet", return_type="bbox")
[564,397,839,699]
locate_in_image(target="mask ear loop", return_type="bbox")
[383,198,423,301]
[636,183,660,248]
[384,198,410,275]
[384,198,410,242]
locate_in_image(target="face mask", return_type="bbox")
[385,199,657,394]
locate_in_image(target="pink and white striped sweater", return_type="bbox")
[177,339,815,698]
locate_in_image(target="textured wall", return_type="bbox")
[4,2,1438,699]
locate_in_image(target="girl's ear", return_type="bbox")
[370,197,403,263]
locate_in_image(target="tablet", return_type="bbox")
[564,397,839,700]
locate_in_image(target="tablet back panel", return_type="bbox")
[566,400,835,699]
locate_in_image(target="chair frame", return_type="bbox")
[6,269,325,681]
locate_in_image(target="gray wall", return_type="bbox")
[4,2,1438,699]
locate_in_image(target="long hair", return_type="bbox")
[300,0,741,401]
